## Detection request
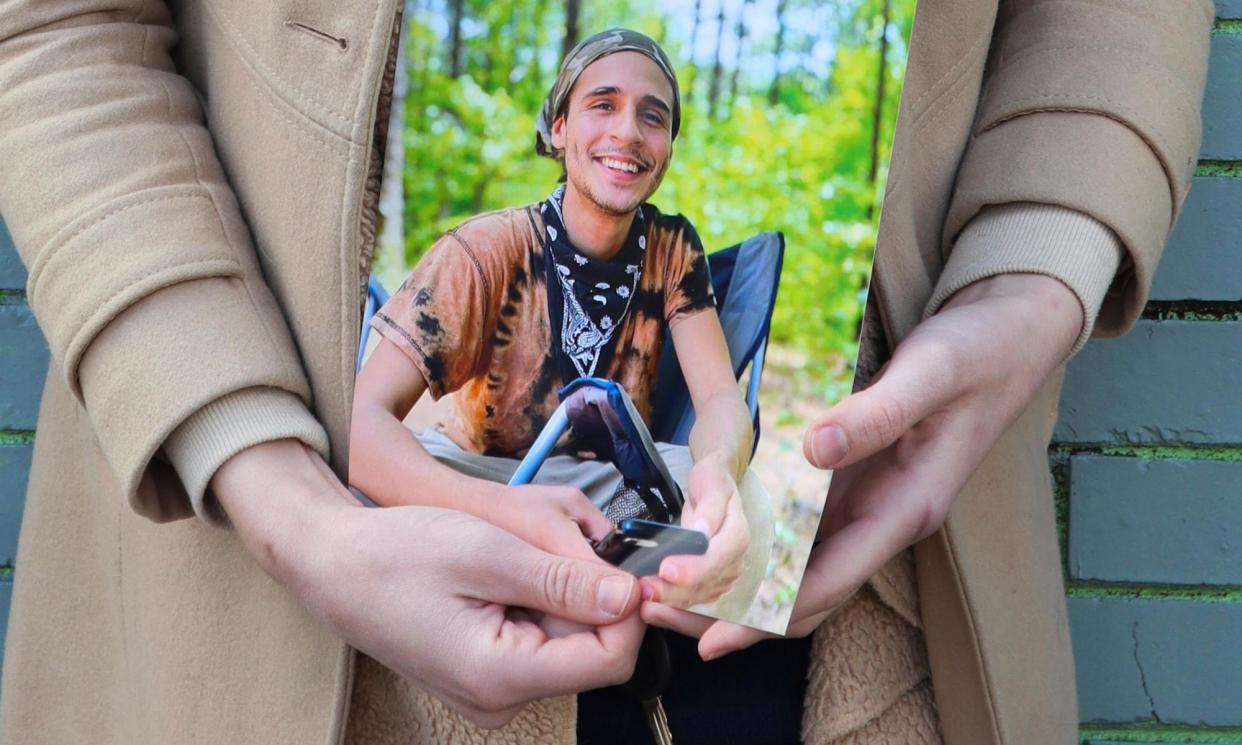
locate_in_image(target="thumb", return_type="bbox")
[525,554,640,623]
[803,343,959,470]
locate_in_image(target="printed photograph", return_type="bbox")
[352,0,916,634]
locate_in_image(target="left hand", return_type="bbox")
[643,273,1083,658]
[640,457,750,608]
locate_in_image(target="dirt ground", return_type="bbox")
[731,344,837,633]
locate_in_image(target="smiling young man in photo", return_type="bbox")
[351,29,772,617]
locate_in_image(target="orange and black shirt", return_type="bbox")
[371,203,715,457]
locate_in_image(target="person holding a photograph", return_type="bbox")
[350,29,771,618]
[0,1,1212,745]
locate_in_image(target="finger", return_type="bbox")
[640,601,714,638]
[493,614,646,701]
[802,337,963,470]
[685,461,733,534]
[464,531,640,624]
[569,495,615,542]
[552,521,606,563]
[794,512,912,627]
[698,620,772,660]
[659,489,748,593]
[817,460,865,541]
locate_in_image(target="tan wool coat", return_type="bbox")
[0,1,1210,744]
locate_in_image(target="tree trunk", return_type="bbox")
[377,27,409,286]
[561,0,581,62]
[447,0,464,78]
[768,0,789,106]
[707,3,726,118]
[501,2,518,91]
[865,0,891,219]
[686,0,703,102]
[532,0,549,94]
[728,0,753,112]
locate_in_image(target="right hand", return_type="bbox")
[489,484,615,561]
[213,440,645,728]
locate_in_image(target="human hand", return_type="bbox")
[645,273,1084,658]
[213,440,645,728]
[488,484,614,563]
[640,457,750,608]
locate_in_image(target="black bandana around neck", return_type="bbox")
[541,185,647,380]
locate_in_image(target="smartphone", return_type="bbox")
[593,518,709,577]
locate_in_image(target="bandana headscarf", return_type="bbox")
[535,28,681,158]
[541,185,648,379]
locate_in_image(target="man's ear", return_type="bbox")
[551,115,566,151]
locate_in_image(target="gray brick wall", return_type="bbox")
[1059,12,1242,742]
[1068,455,1242,586]
[1151,176,1242,301]
[0,216,44,670]
[1202,34,1242,160]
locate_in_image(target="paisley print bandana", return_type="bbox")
[535,28,681,159]
[541,184,646,377]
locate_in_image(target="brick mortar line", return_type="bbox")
[1196,161,1242,177]
[1080,722,1242,743]
[0,431,35,446]
[1049,443,1242,462]
[1141,301,1242,322]
[1213,18,1242,34]
[1067,581,1242,603]
[1050,452,1071,579]
[0,289,28,305]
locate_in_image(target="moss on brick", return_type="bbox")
[1196,160,1242,177]
[1067,580,1242,603]
[1048,450,1071,579]
[1142,300,1242,322]
[0,431,34,447]
[1050,442,1242,463]
[1096,444,1242,463]
[1080,722,1242,743]
[1213,18,1242,35]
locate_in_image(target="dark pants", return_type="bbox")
[578,631,813,745]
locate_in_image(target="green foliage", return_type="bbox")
[398,0,914,394]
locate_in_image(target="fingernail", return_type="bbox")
[597,576,633,617]
[660,563,680,583]
[640,582,656,601]
[811,424,849,468]
[700,648,719,662]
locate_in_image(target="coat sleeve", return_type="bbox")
[928,0,1214,352]
[0,2,328,523]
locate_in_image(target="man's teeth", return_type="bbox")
[602,158,640,173]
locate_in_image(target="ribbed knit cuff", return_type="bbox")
[164,387,331,527]
[925,203,1123,356]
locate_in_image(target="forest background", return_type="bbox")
[374,0,916,620]
[377,0,916,405]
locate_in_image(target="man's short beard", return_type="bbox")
[568,150,669,217]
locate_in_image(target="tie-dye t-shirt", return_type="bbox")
[371,203,716,457]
